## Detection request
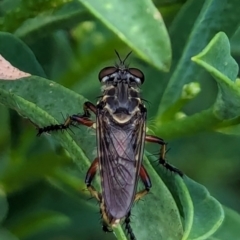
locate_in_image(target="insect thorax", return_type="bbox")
[98,82,143,124]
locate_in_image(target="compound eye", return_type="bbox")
[98,67,117,82]
[128,68,145,84]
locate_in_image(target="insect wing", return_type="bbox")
[97,111,146,220]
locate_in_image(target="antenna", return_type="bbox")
[114,50,132,64]
[115,50,122,63]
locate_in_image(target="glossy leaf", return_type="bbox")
[192,32,239,120]
[78,0,171,71]
[0,38,204,239]
[0,2,240,240]
[0,76,183,240]
[184,178,224,240]
[131,156,183,240]
[191,31,240,135]
[0,49,182,239]
[147,154,224,240]
[154,32,239,139]
[14,1,91,43]
[0,32,45,77]
[209,206,240,240]
[159,0,240,116]
[0,29,229,240]
[0,77,90,170]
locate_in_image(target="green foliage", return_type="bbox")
[0,0,72,32]
[0,0,240,240]
[158,0,240,115]
[0,189,8,223]
[209,206,240,240]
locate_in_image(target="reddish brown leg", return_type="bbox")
[67,101,96,127]
[76,101,97,118]
[69,115,95,127]
[85,158,112,234]
[134,164,152,201]
[85,158,101,202]
[145,135,183,176]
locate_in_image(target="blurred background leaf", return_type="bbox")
[0,189,8,223]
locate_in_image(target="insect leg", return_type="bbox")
[62,101,96,129]
[62,101,97,126]
[57,101,97,125]
[85,159,114,233]
[37,101,96,135]
[83,101,97,114]
[69,115,95,127]
[134,164,152,202]
[124,211,136,240]
[102,224,113,233]
[100,201,114,233]
[85,158,101,202]
[145,135,183,177]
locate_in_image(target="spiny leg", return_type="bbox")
[102,224,113,233]
[145,135,183,177]
[134,164,152,202]
[124,211,136,240]
[37,101,96,136]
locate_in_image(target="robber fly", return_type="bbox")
[37,51,183,239]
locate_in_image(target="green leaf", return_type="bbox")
[167,0,205,71]
[215,119,240,135]
[131,156,183,240]
[0,188,8,223]
[154,32,239,139]
[47,169,87,195]
[0,32,224,240]
[0,32,45,77]
[59,22,127,88]
[0,0,76,33]
[184,178,224,240]
[14,1,91,43]
[8,211,70,239]
[209,206,240,240]
[0,76,183,240]
[192,32,239,120]
[0,74,181,239]
[147,154,224,240]
[230,27,240,55]
[0,228,19,240]
[0,77,90,171]
[0,153,69,193]
[78,0,171,71]
[153,0,205,94]
[159,0,240,116]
